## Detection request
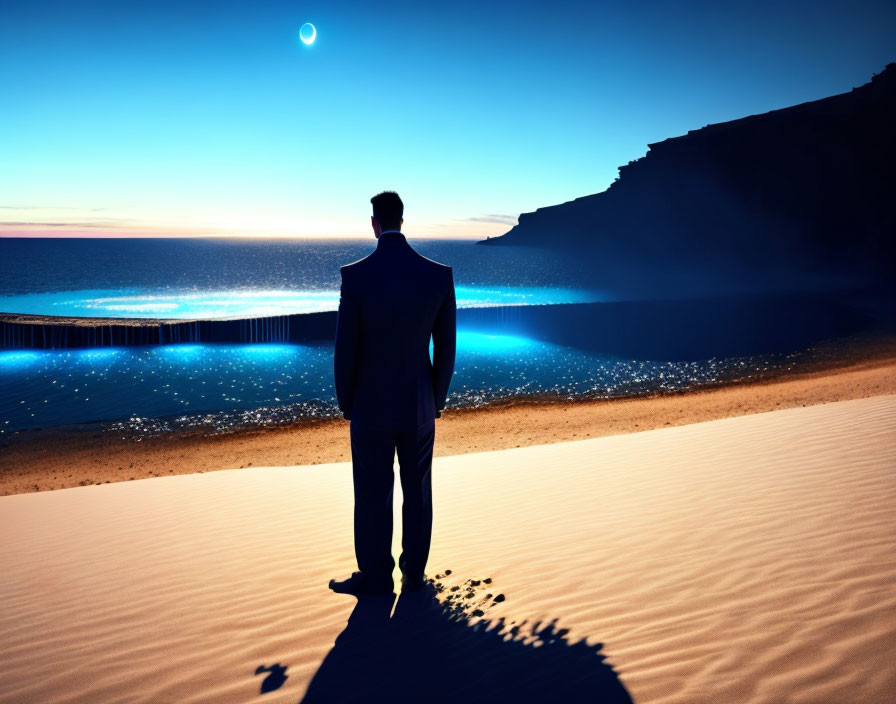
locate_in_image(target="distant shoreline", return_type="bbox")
[2,331,893,497]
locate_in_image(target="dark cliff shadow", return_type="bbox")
[457,288,891,361]
[299,580,633,703]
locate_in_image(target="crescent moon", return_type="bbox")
[299,23,316,45]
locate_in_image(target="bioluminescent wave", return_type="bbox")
[0,286,603,319]
[1,333,795,434]
[0,289,338,319]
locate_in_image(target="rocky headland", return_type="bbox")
[481,65,896,288]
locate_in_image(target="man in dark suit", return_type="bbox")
[329,191,456,596]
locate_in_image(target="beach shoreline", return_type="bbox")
[2,332,894,497]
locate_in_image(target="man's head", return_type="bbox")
[370,191,403,238]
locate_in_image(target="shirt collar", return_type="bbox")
[376,230,407,249]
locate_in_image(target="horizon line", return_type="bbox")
[0,232,486,240]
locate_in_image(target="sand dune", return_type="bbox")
[2,395,895,703]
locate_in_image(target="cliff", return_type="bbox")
[480,64,896,281]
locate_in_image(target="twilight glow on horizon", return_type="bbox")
[1,0,893,239]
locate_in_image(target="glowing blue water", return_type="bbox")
[0,238,791,435]
[0,237,604,318]
[0,333,783,434]
[0,285,600,319]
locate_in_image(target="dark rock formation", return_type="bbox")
[480,64,896,284]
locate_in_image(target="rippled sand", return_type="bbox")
[2,395,895,702]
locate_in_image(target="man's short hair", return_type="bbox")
[371,191,404,231]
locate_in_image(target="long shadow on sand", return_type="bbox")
[300,580,633,703]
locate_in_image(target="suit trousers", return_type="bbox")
[349,420,436,581]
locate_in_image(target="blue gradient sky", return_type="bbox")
[1,0,893,238]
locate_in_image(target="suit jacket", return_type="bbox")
[334,232,456,430]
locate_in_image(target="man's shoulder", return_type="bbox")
[341,249,452,290]
[340,254,375,276]
[410,253,453,295]
[410,250,452,276]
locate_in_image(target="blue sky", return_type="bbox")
[1,0,893,238]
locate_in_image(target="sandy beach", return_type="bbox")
[2,335,895,496]
[3,4,895,702]
[2,391,894,702]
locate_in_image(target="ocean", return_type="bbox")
[0,237,797,435]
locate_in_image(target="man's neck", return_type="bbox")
[380,229,401,236]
